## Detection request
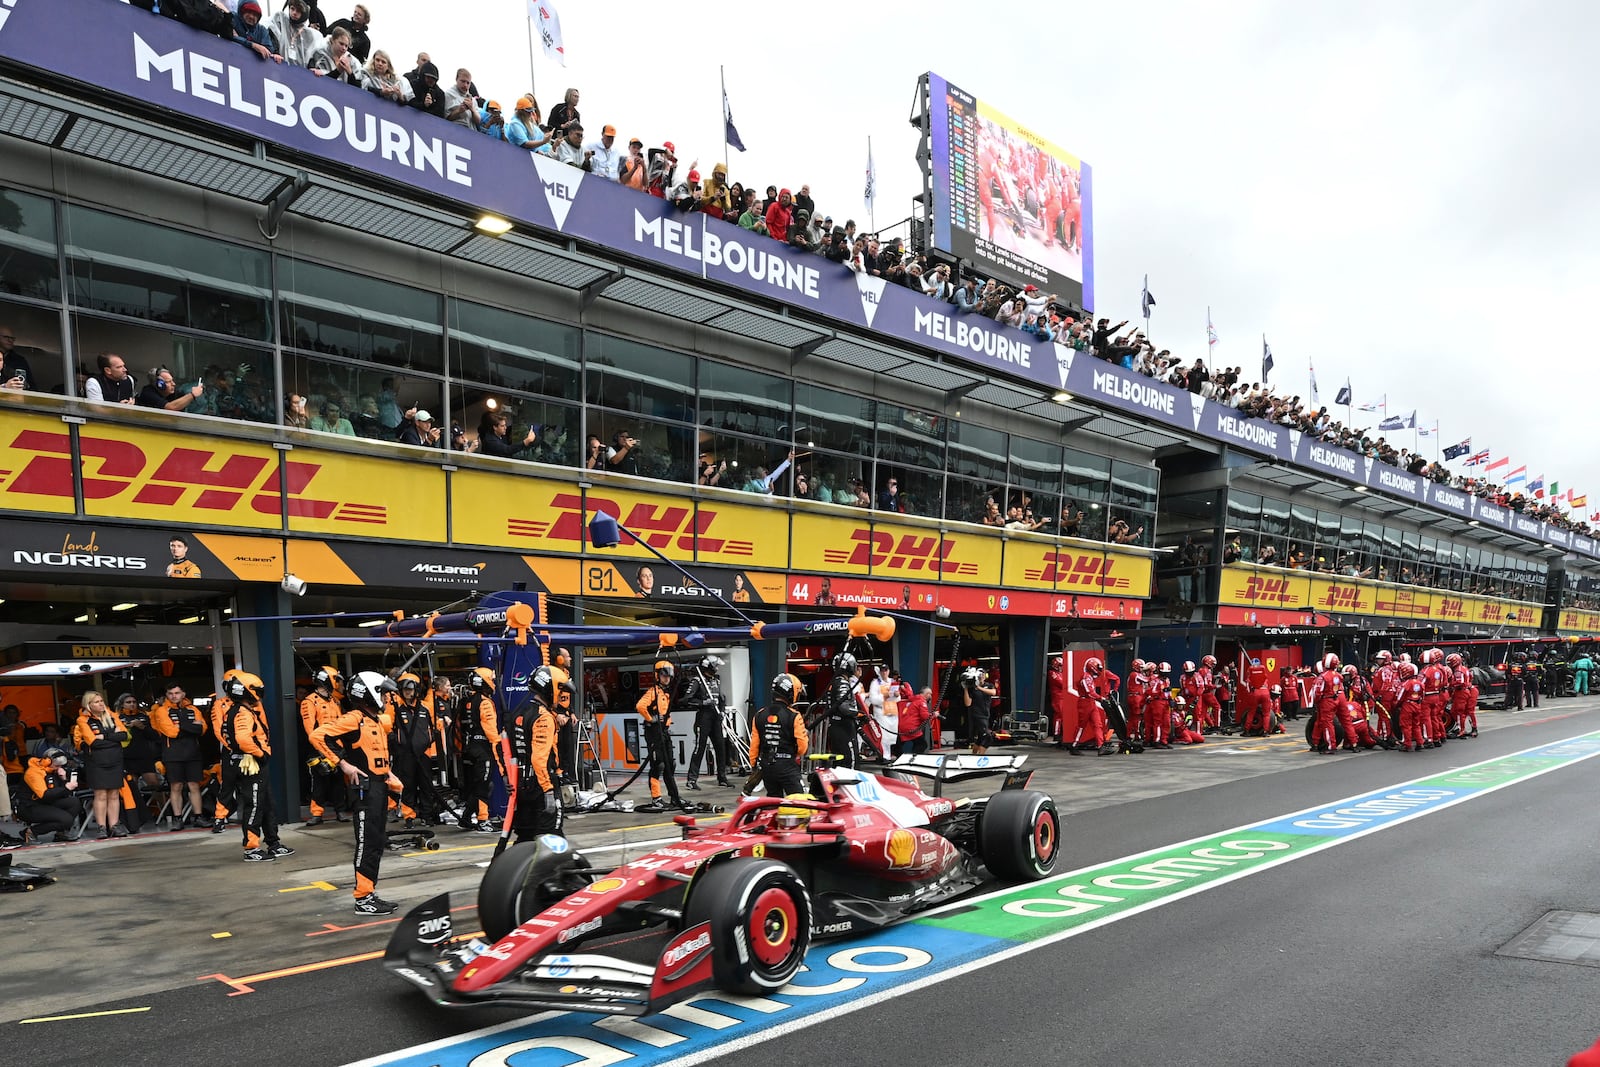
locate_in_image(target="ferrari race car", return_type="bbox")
[385,753,1060,1016]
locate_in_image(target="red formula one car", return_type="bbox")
[384,754,1060,1016]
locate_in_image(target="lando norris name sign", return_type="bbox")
[0,0,1586,560]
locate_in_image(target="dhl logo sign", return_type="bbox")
[822,529,977,576]
[506,492,755,557]
[1434,597,1468,620]
[1023,551,1130,590]
[1,427,386,527]
[1242,575,1299,606]
[1318,584,1366,611]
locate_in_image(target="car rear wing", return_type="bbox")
[886,753,1032,794]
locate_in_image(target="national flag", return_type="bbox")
[1309,361,1319,405]
[863,139,876,213]
[1551,481,1561,498]
[1334,379,1351,406]
[1570,493,1587,509]
[1442,439,1471,461]
[1142,276,1156,321]
[723,86,746,152]
[529,1,567,66]
[1528,475,1545,497]
[1465,449,1489,466]
[1378,410,1415,432]
[1506,465,1527,485]
[1261,336,1274,382]
[1486,456,1509,472]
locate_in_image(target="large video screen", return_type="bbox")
[928,73,1094,310]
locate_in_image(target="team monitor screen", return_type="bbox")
[928,73,1094,309]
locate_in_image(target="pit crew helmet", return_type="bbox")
[1321,653,1341,671]
[313,664,342,692]
[654,659,676,683]
[771,672,803,704]
[529,664,556,703]
[833,651,857,674]
[1373,650,1393,665]
[1158,661,1172,673]
[1399,662,1419,680]
[397,671,422,697]
[469,666,496,692]
[1183,660,1197,673]
[1202,655,1218,669]
[222,669,264,704]
[700,655,724,674]
[1445,653,1463,667]
[1131,659,1146,673]
[1084,658,1103,675]
[347,671,396,716]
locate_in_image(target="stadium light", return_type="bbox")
[474,214,514,236]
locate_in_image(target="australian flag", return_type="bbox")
[1443,439,1472,461]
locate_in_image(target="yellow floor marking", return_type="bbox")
[20,1007,151,1024]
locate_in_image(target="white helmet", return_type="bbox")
[1321,653,1341,671]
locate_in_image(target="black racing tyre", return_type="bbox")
[477,836,591,943]
[1104,697,1130,742]
[684,859,812,995]
[1303,715,1348,751]
[978,789,1060,882]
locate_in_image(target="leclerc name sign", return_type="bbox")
[1,0,1588,561]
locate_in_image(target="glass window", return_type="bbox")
[280,257,442,372]
[1008,435,1062,535]
[796,451,870,507]
[1064,448,1109,504]
[0,187,60,301]
[586,333,693,422]
[586,413,696,483]
[876,402,945,472]
[0,297,65,394]
[949,476,1002,527]
[63,204,270,340]
[450,383,579,465]
[1110,460,1158,512]
[1259,497,1289,561]
[880,468,941,519]
[449,298,579,402]
[948,421,1008,487]
[696,432,798,493]
[72,315,275,423]
[699,359,791,443]
[794,382,874,456]
[284,352,444,441]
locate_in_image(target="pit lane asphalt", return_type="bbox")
[7,700,1599,1067]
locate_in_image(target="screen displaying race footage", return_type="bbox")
[928,73,1094,309]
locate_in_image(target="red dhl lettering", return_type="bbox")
[1243,576,1296,605]
[1320,585,1361,609]
[544,494,725,553]
[5,429,343,520]
[826,529,960,574]
[1436,598,1466,619]
[1023,551,1125,589]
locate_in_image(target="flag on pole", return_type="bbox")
[1206,308,1218,346]
[1464,449,1489,466]
[1506,465,1527,485]
[723,85,746,152]
[1261,336,1274,382]
[1309,361,1319,405]
[1486,456,1509,472]
[1528,475,1545,497]
[1334,379,1351,406]
[1141,276,1156,321]
[1418,421,1438,437]
[863,139,876,213]
[1378,410,1416,431]
[1551,481,1561,497]
[1357,395,1387,412]
[528,1,567,65]
[1569,492,1587,509]
[1442,439,1471,461]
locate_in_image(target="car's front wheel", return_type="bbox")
[684,859,812,995]
[477,835,592,942]
[978,789,1060,882]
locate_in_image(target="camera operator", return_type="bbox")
[20,752,80,843]
[824,226,850,264]
[606,429,640,475]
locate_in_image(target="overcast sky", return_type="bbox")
[353,0,1599,507]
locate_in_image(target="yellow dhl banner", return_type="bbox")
[1003,541,1154,598]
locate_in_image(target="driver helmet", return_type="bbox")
[774,794,815,832]
[347,670,396,716]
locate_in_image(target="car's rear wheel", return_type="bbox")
[684,859,812,994]
[477,835,591,942]
[978,789,1059,882]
